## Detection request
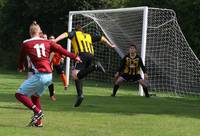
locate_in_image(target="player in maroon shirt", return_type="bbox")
[15,21,81,127]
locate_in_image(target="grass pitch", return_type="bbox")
[0,70,200,136]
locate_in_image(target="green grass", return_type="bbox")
[0,70,200,136]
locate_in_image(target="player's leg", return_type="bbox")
[28,73,52,126]
[15,75,41,114]
[72,69,83,97]
[31,95,43,127]
[132,74,150,97]
[76,53,105,80]
[111,76,126,97]
[71,53,88,107]
[72,69,84,107]
[55,64,68,90]
[74,79,84,107]
[138,78,150,98]
[75,78,83,97]
[60,73,68,90]
[31,95,41,112]
[48,65,56,100]
[71,54,87,107]
[15,93,41,113]
[48,83,56,101]
[56,65,68,90]
[77,62,105,79]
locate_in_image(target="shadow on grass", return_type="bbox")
[0,92,200,119]
[0,123,26,128]
[0,70,138,90]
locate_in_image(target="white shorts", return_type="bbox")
[17,73,52,96]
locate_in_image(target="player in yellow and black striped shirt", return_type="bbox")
[111,44,150,97]
[55,23,115,107]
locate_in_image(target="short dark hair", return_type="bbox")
[130,44,137,49]
[75,22,82,31]
[75,21,81,26]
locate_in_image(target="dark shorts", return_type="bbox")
[121,73,142,82]
[73,52,94,70]
[54,64,64,74]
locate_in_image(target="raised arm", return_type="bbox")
[55,31,75,43]
[55,32,68,43]
[100,36,116,48]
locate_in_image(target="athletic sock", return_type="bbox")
[143,87,150,97]
[112,85,119,96]
[48,83,55,97]
[31,95,42,125]
[15,93,40,113]
[31,95,41,110]
[60,73,67,87]
[75,79,83,97]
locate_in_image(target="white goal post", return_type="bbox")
[66,7,200,96]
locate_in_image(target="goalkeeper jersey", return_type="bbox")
[118,54,147,75]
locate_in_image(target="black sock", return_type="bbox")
[75,79,83,97]
[112,85,119,96]
[48,83,54,97]
[77,65,95,80]
[143,87,150,97]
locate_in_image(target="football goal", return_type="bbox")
[66,7,200,96]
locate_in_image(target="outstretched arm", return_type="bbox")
[101,36,116,48]
[55,32,68,43]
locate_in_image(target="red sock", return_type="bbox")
[15,93,40,113]
[31,95,42,125]
[31,95,41,111]
[60,73,68,87]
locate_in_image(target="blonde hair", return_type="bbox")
[29,21,41,36]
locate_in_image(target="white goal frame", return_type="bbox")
[66,7,149,96]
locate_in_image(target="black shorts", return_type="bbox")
[73,52,94,70]
[121,73,142,82]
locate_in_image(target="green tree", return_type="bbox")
[0,0,120,69]
[0,0,199,70]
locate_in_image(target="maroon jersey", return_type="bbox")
[18,37,76,73]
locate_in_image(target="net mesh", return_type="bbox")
[69,7,200,96]
[147,8,200,96]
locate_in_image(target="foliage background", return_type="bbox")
[0,0,199,69]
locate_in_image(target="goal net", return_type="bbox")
[67,7,200,96]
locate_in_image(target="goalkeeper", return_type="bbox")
[55,23,115,107]
[111,44,150,97]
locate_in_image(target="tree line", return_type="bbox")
[0,0,199,70]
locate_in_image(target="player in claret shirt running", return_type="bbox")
[15,21,81,127]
